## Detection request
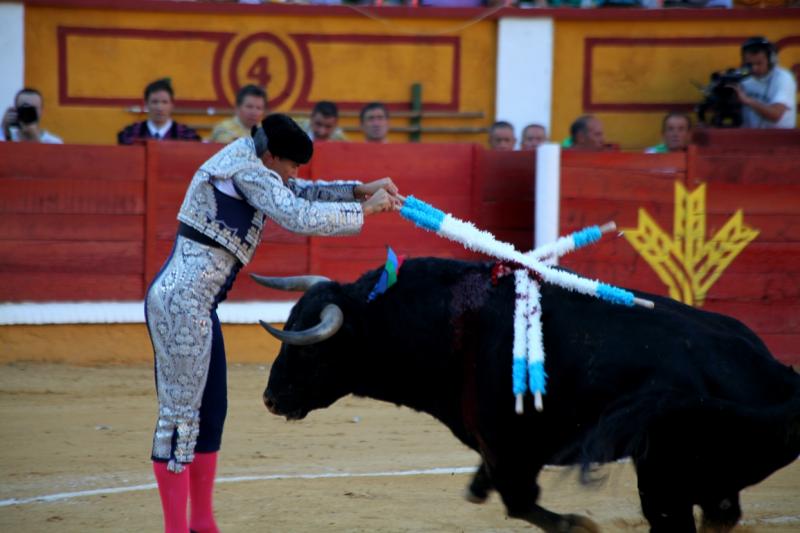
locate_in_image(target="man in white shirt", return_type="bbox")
[734,37,797,129]
[0,88,63,144]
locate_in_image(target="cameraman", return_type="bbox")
[0,88,63,143]
[732,37,796,129]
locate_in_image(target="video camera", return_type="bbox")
[695,67,751,128]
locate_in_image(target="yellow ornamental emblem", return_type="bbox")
[623,182,759,307]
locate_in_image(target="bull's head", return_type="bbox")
[253,274,356,421]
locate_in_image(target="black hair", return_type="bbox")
[312,100,339,118]
[741,36,775,59]
[144,78,174,101]
[570,115,594,141]
[359,102,389,123]
[236,84,267,107]
[522,123,546,135]
[489,120,514,134]
[14,87,42,106]
[261,113,313,164]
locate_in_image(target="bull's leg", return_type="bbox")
[464,460,493,504]
[638,490,696,533]
[491,460,600,533]
[698,493,741,533]
[507,505,601,533]
[635,460,697,533]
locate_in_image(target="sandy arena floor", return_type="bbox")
[0,363,798,532]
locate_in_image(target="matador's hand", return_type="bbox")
[362,188,402,216]
[355,177,399,200]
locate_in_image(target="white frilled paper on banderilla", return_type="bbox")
[399,196,654,414]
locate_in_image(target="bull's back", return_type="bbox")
[537,283,798,411]
[378,258,799,466]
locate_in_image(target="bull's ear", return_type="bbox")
[260,304,344,346]
[250,274,330,292]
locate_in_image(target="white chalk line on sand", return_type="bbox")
[741,515,800,526]
[3,467,799,528]
[0,466,476,507]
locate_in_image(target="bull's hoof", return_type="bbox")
[553,514,601,533]
[699,522,736,533]
[463,486,489,504]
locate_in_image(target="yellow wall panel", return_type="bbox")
[24,5,495,145]
[305,42,455,104]
[591,45,741,104]
[552,18,799,150]
[65,35,222,101]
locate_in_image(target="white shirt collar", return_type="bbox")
[147,120,173,139]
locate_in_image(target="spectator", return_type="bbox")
[0,88,62,144]
[210,84,267,144]
[520,124,547,150]
[733,37,797,129]
[117,78,201,145]
[301,100,347,142]
[563,115,605,151]
[360,102,390,143]
[646,112,692,153]
[421,0,484,5]
[488,121,516,151]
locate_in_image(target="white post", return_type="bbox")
[0,3,25,110]
[495,17,554,147]
[534,142,561,256]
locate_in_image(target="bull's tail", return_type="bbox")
[575,387,800,486]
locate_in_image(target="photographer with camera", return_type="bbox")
[0,88,63,144]
[731,37,796,129]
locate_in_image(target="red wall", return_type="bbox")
[0,143,147,300]
[1,139,797,364]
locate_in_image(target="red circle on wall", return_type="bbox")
[229,32,297,110]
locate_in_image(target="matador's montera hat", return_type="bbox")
[258,113,313,165]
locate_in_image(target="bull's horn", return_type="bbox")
[260,304,344,346]
[250,274,330,292]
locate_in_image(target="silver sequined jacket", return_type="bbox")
[177,137,364,264]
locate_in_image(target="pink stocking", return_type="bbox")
[152,461,189,533]
[189,452,220,533]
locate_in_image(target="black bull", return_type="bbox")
[255,258,800,533]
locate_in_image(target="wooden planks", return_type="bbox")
[1,273,143,301]
[305,142,478,281]
[559,151,684,296]
[0,143,144,181]
[0,143,146,301]
[0,140,797,364]
[476,150,535,251]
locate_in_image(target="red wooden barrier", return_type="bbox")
[476,149,537,251]
[304,142,480,284]
[0,139,797,364]
[559,151,687,294]
[0,142,146,300]
[685,131,800,363]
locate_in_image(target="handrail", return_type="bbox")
[126,106,485,120]
[340,125,490,134]
[186,124,489,134]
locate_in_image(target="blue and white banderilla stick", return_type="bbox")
[399,196,654,309]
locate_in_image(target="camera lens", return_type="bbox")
[16,104,38,125]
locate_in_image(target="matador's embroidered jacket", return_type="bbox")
[177,136,364,264]
[149,136,365,471]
